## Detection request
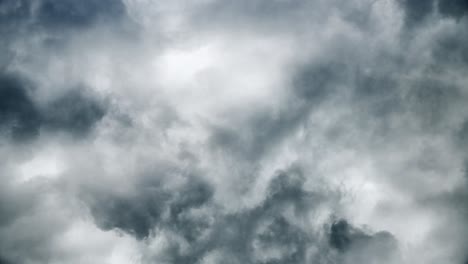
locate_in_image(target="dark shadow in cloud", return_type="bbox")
[0,0,31,69]
[42,88,106,137]
[0,255,13,264]
[398,0,468,26]
[168,180,214,242]
[0,74,41,141]
[85,167,320,262]
[263,167,315,216]
[0,0,130,68]
[163,168,399,264]
[191,0,308,32]
[397,0,434,26]
[0,0,32,31]
[90,187,169,239]
[0,258,9,264]
[87,166,383,263]
[438,0,468,19]
[330,219,355,252]
[353,71,402,118]
[329,219,399,264]
[86,176,214,240]
[156,168,318,264]
[85,164,401,263]
[0,0,127,31]
[37,0,126,29]
[456,119,468,151]
[329,219,376,252]
[293,62,343,102]
[0,73,106,142]
[219,169,315,263]
[432,28,468,66]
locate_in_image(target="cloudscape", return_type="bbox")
[1,0,468,263]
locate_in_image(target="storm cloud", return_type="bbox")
[1,0,468,263]
[0,72,106,141]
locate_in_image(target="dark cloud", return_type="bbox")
[0,73,41,141]
[0,0,131,70]
[398,0,434,26]
[353,71,402,115]
[0,0,127,31]
[0,72,106,141]
[0,256,13,264]
[157,167,400,264]
[329,219,397,253]
[399,0,468,26]
[0,0,32,35]
[293,62,345,102]
[84,165,398,263]
[457,119,468,151]
[190,0,310,33]
[37,0,126,29]
[329,219,399,264]
[86,175,213,240]
[432,26,468,67]
[438,0,468,19]
[41,88,106,137]
[152,167,322,263]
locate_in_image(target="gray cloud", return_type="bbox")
[36,0,126,28]
[397,0,434,26]
[0,73,41,141]
[398,0,468,26]
[82,164,398,264]
[0,0,127,31]
[329,219,399,264]
[85,175,213,240]
[0,72,106,142]
[137,167,336,263]
[1,0,468,263]
[438,0,468,19]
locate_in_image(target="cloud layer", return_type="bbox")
[1,0,468,263]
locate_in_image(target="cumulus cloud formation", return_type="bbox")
[1,0,468,263]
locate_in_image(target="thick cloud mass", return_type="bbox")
[0,73,105,141]
[1,0,468,263]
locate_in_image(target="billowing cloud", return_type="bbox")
[1,0,468,263]
[0,72,106,141]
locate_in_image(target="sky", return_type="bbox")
[1,0,468,263]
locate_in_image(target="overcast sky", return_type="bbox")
[1,0,468,263]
